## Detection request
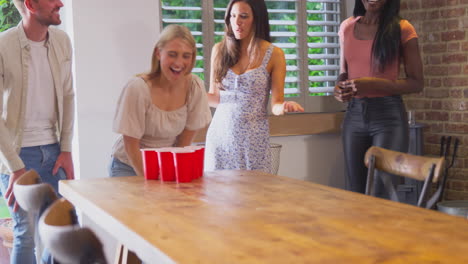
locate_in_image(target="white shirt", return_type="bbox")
[22,39,58,147]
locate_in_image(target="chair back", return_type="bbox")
[39,198,107,264]
[364,146,445,208]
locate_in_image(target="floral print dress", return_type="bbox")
[204,45,274,173]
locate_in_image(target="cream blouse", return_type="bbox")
[111,74,212,165]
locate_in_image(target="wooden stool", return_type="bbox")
[0,218,13,252]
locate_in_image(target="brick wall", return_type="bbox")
[401,0,468,200]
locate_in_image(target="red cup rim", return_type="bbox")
[156,147,182,153]
[184,146,204,150]
[140,148,159,152]
[172,149,195,153]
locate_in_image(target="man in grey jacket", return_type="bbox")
[0,0,74,263]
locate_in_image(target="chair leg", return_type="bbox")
[418,164,436,208]
[426,183,442,209]
[365,155,375,196]
[380,173,400,202]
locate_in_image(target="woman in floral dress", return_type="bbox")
[205,0,304,173]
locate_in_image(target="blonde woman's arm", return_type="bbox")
[123,135,144,177]
[175,129,196,147]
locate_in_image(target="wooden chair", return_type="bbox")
[364,146,445,208]
[38,198,107,264]
[13,169,58,263]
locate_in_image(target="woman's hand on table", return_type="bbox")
[272,101,304,115]
[283,101,304,113]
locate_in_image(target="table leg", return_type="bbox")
[114,244,141,264]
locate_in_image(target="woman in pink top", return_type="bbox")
[334,0,423,197]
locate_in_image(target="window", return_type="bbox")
[161,0,344,112]
[0,0,21,32]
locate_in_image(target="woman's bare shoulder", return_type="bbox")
[258,39,271,49]
[272,45,284,56]
[256,40,282,57]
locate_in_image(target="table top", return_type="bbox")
[60,170,468,263]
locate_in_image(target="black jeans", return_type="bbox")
[342,95,409,195]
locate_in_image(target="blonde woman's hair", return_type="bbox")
[143,24,197,80]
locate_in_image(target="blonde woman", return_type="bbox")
[109,25,212,177]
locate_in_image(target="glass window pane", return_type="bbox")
[307,0,340,95]
[267,1,299,96]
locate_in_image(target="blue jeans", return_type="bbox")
[108,157,137,177]
[0,143,66,264]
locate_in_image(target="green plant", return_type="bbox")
[0,0,21,32]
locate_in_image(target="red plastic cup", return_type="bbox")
[172,149,195,183]
[140,148,159,180]
[184,146,204,179]
[198,147,205,178]
[157,148,177,182]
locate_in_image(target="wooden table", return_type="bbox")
[60,170,468,263]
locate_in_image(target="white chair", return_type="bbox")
[13,169,58,263]
[13,170,58,212]
[38,198,107,264]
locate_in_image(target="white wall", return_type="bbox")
[68,0,161,180]
[272,134,344,189]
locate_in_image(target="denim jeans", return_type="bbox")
[108,157,137,177]
[0,143,66,264]
[342,96,409,197]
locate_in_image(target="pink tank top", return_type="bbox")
[338,16,418,97]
